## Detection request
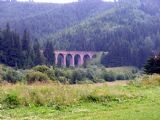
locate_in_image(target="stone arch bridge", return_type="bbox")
[54,50,97,67]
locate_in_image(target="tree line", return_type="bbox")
[0,24,54,68]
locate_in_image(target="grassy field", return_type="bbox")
[0,76,160,120]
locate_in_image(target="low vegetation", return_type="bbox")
[0,64,140,84]
[130,74,160,87]
[0,74,160,119]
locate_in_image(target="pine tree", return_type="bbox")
[22,29,30,52]
[21,29,33,68]
[2,23,12,64]
[144,55,160,74]
[0,28,3,63]
[33,39,43,66]
[13,32,23,68]
[44,41,54,66]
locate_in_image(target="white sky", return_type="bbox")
[18,0,114,3]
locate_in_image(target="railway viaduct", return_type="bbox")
[54,50,97,67]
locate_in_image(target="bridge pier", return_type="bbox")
[70,55,75,67]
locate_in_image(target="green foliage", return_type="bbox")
[0,1,160,68]
[144,55,160,74]
[103,71,116,82]
[33,65,51,73]
[2,69,23,83]
[0,64,139,84]
[0,82,142,109]
[33,39,45,66]
[26,71,49,84]
[0,1,113,38]
[71,69,86,84]
[33,65,56,80]
[44,41,54,66]
[0,24,45,69]
[45,1,160,68]
[3,93,20,109]
[102,67,138,81]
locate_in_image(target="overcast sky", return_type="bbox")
[18,0,114,3]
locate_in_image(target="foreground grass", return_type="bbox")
[0,80,160,120]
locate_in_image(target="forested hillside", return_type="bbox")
[46,0,160,67]
[0,0,160,68]
[0,1,113,38]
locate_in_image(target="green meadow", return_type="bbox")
[0,75,160,120]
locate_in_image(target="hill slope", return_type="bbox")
[1,0,160,67]
[44,0,160,67]
[0,1,114,38]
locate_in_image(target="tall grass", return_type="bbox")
[0,83,139,109]
[131,74,160,87]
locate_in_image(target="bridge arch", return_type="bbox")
[74,54,81,67]
[66,54,73,67]
[57,53,65,67]
[83,54,91,63]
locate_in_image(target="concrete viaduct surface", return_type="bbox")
[54,50,97,67]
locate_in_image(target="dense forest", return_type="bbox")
[0,24,54,68]
[0,0,114,38]
[0,0,160,68]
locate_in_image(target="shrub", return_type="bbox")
[46,69,56,81]
[2,68,24,83]
[26,71,49,84]
[33,65,56,81]
[33,65,50,73]
[58,76,69,84]
[86,69,95,80]
[116,74,126,80]
[71,69,86,84]
[3,93,20,109]
[103,71,116,82]
[55,68,65,78]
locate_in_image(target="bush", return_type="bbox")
[26,71,49,84]
[55,68,65,78]
[71,69,86,84]
[86,69,95,80]
[33,65,56,81]
[33,65,50,73]
[58,76,69,84]
[116,74,126,80]
[103,71,116,82]
[3,93,20,109]
[2,68,24,83]
[46,69,56,81]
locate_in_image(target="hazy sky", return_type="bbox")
[18,0,114,3]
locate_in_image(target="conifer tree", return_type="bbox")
[0,28,3,63]
[144,55,160,74]
[21,29,33,68]
[33,39,43,66]
[44,41,54,66]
